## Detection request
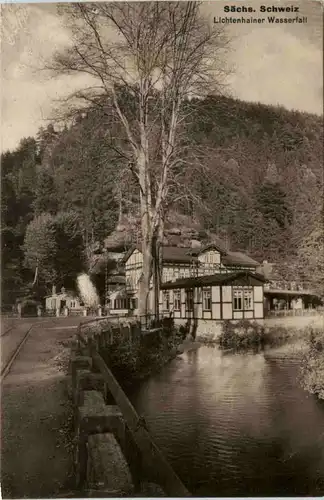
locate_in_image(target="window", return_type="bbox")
[51,299,56,309]
[179,268,186,279]
[185,289,194,310]
[233,289,243,311]
[203,287,211,311]
[190,263,198,277]
[174,290,181,310]
[162,291,170,311]
[114,298,130,309]
[233,287,253,311]
[131,298,138,309]
[244,289,253,310]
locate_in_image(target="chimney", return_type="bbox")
[52,285,56,296]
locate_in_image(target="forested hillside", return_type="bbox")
[1,95,323,304]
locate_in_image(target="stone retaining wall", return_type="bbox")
[70,338,166,497]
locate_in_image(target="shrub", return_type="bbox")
[97,320,184,388]
[218,320,264,351]
[300,329,324,399]
[218,321,322,352]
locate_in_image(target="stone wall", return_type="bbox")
[69,331,171,497]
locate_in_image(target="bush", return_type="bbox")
[97,320,184,389]
[179,321,190,340]
[218,320,264,351]
[300,329,324,399]
[217,321,321,352]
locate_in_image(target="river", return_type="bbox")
[130,343,324,496]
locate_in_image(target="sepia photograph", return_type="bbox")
[1,0,323,498]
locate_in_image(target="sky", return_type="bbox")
[1,0,323,152]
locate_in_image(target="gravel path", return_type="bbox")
[1,320,80,499]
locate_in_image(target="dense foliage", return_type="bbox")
[217,320,321,351]
[98,319,185,388]
[300,329,324,400]
[23,211,85,292]
[1,95,323,303]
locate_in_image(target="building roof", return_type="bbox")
[124,244,259,267]
[108,289,129,301]
[44,289,78,299]
[190,241,228,255]
[222,252,259,267]
[161,271,266,289]
[123,245,197,264]
[162,246,197,263]
[122,246,139,263]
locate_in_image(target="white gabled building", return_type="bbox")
[45,286,83,313]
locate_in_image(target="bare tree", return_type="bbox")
[49,1,230,315]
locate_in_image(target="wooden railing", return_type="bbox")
[74,316,190,497]
[266,309,321,317]
[264,281,314,292]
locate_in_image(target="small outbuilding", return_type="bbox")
[45,286,83,313]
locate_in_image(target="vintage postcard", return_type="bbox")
[1,0,323,498]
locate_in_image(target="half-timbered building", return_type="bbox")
[109,243,261,316]
[160,271,265,322]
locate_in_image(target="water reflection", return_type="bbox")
[130,345,324,496]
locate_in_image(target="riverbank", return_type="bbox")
[214,319,323,352]
[300,330,324,400]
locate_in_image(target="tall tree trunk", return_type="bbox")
[138,242,153,317]
[156,217,165,318]
[32,264,38,286]
[117,185,123,226]
[152,233,159,318]
[138,146,153,317]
